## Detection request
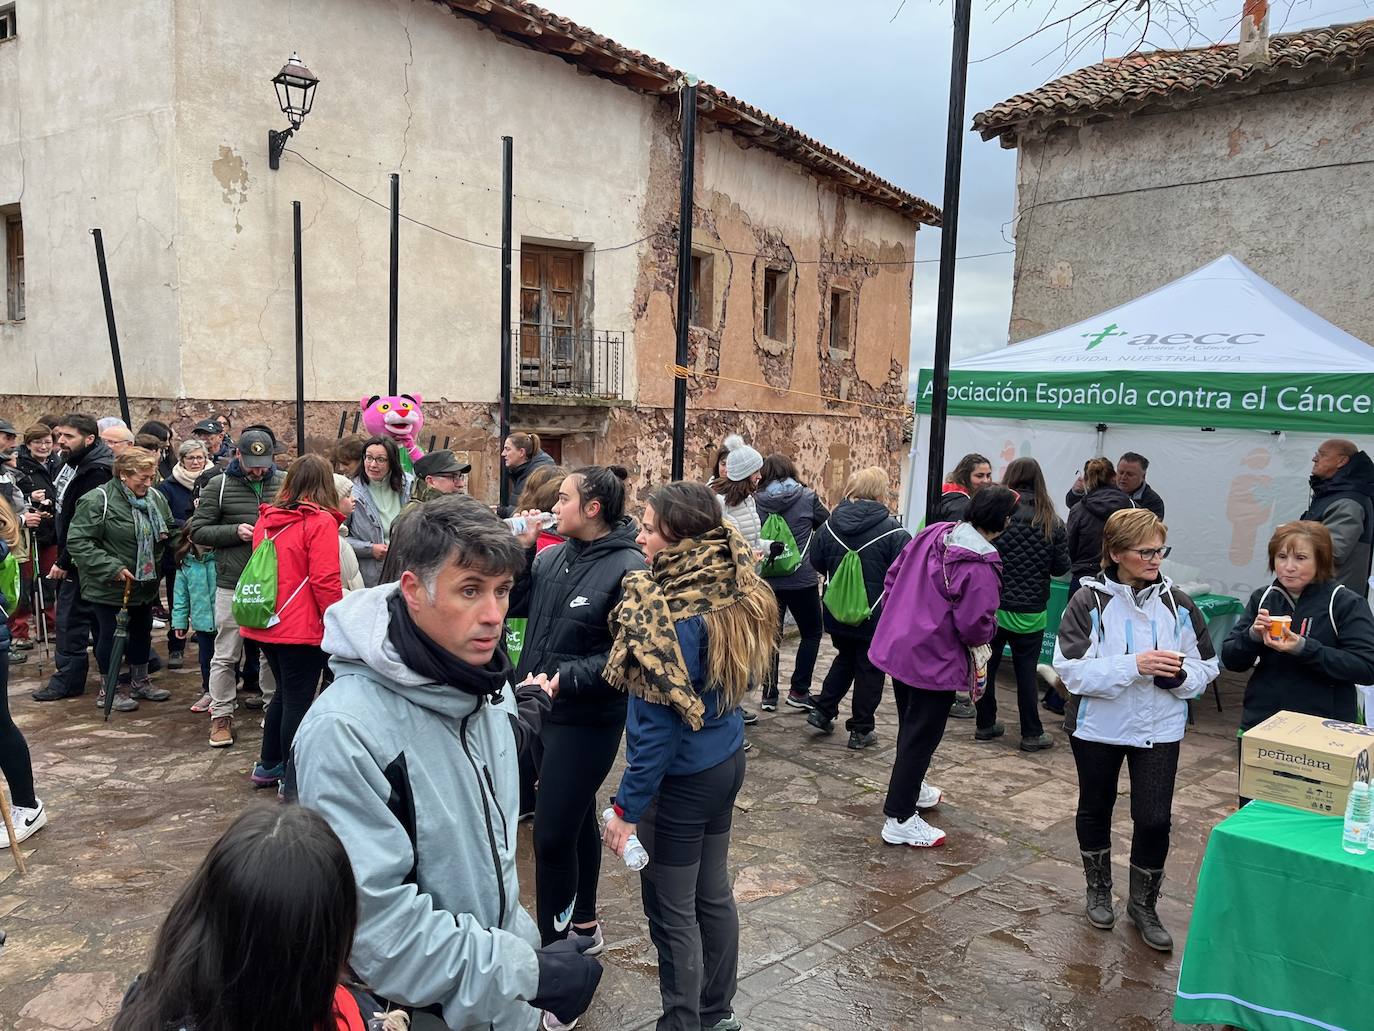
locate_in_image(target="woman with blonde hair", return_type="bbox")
[806,467,909,749]
[1054,508,1218,952]
[603,480,777,1031]
[0,496,47,846]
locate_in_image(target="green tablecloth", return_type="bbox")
[1174,801,1374,1030]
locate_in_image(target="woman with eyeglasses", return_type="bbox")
[158,439,210,668]
[344,436,413,588]
[1053,509,1219,954]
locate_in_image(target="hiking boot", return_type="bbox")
[96,689,139,712]
[2,799,48,847]
[847,730,878,750]
[167,650,185,669]
[1020,733,1055,752]
[209,715,234,748]
[8,651,25,665]
[12,637,33,651]
[705,1017,743,1031]
[1080,849,1115,929]
[130,679,171,702]
[785,691,818,710]
[1127,865,1173,952]
[250,761,285,788]
[975,722,1005,741]
[568,924,606,957]
[949,698,976,719]
[33,682,83,702]
[881,813,946,848]
[916,781,943,810]
[806,709,834,735]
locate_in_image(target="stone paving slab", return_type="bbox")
[0,636,1246,1030]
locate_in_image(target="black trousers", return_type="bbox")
[814,633,885,733]
[1070,735,1180,869]
[259,643,328,768]
[46,572,97,695]
[91,601,154,674]
[766,585,823,700]
[533,720,625,945]
[974,626,1046,739]
[0,636,37,808]
[883,683,954,821]
[639,749,746,1031]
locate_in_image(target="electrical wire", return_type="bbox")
[667,364,914,417]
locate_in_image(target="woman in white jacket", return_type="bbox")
[1053,508,1218,954]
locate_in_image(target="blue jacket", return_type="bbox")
[172,551,218,633]
[614,615,744,824]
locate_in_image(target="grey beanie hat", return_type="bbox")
[724,435,763,482]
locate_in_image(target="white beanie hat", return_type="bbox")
[724,435,763,482]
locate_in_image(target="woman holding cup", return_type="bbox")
[1053,508,1219,952]
[1222,520,1374,737]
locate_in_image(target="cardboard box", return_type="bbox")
[1241,711,1374,816]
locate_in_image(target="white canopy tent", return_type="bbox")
[910,255,1374,601]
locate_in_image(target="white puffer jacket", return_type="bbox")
[1054,573,1220,748]
[718,493,761,552]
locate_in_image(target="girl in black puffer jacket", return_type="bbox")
[1066,457,1134,592]
[806,468,910,750]
[513,465,646,957]
[973,459,1069,750]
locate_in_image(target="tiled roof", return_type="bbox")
[437,0,940,225]
[973,19,1374,147]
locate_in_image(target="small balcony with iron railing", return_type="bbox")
[512,324,625,402]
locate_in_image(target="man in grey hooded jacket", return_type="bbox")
[292,495,602,1030]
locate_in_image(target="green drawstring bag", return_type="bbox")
[821,524,906,626]
[232,531,283,629]
[759,513,803,577]
[0,552,19,617]
[505,617,527,668]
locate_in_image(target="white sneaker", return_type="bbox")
[917,781,943,810]
[541,1011,579,1031]
[882,813,946,848]
[3,799,48,846]
[152,617,168,630]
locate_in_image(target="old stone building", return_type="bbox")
[972,18,1374,346]
[0,0,936,501]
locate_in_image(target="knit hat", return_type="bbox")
[333,473,354,501]
[723,434,763,482]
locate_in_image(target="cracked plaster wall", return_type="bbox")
[0,0,181,398]
[1006,78,1374,344]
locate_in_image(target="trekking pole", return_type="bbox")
[28,529,49,676]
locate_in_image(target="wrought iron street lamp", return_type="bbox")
[268,52,319,171]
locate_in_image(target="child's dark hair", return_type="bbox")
[967,485,1019,534]
[571,465,629,525]
[112,806,357,1031]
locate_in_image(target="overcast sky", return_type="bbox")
[541,0,1367,387]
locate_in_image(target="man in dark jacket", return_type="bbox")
[189,429,285,748]
[32,414,115,701]
[1066,453,1165,519]
[1302,439,1374,595]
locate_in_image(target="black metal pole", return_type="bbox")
[388,173,400,395]
[923,0,973,525]
[90,229,132,427]
[293,200,306,456]
[670,78,698,482]
[499,136,514,510]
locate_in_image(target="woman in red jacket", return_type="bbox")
[241,454,344,790]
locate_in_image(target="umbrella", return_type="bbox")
[102,582,133,722]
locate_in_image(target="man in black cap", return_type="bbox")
[189,428,284,748]
[0,419,18,454]
[409,450,471,507]
[192,419,232,466]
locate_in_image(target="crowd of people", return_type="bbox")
[2,412,1373,1029]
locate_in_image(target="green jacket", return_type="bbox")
[404,479,447,510]
[189,463,284,589]
[66,482,180,607]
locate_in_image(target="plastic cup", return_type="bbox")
[1269,616,1292,641]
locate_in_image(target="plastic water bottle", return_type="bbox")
[1342,781,1371,855]
[602,807,649,871]
[503,512,557,535]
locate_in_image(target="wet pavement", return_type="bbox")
[1,635,1245,1030]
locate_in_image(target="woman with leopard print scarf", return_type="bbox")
[603,481,777,1031]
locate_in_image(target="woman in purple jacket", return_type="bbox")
[870,486,1018,848]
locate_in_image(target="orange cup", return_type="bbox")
[1268,615,1292,641]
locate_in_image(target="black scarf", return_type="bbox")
[386,591,511,703]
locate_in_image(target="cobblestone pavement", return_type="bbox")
[1,634,1244,1030]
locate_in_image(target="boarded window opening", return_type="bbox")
[690,252,714,328]
[4,208,22,321]
[828,288,853,358]
[763,267,789,341]
[0,5,15,42]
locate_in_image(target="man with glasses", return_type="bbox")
[409,450,472,508]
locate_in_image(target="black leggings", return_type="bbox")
[884,683,954,821]
[1070,735,1180,869]
[533,720,625,945]
[766,585,823,699]
[0,639,37,808]
[259,643,327,768]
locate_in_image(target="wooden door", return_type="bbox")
[519,248,582,389]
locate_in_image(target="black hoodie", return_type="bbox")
[808,499,910,638]
[1302,450,1374,594]
[513,517,646,726]
[55,439,115,572]
[1065,485,1135,589]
